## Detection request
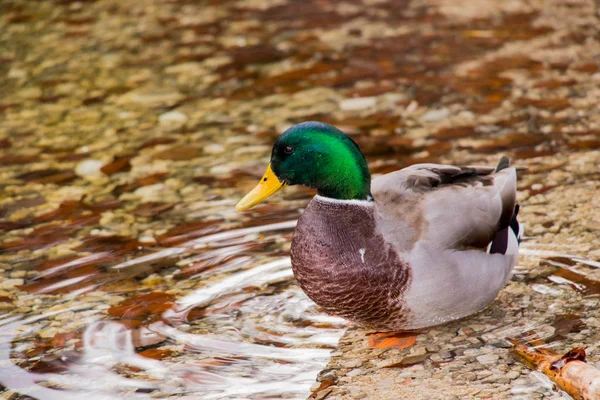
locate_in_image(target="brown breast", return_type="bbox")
[290,196,412,330]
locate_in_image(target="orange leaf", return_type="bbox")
[138,349,173,360]
[368,332,416,349]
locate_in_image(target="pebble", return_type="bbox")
[346,368,363,377]
[38,327,61,339]
[511,384,537,394]
[343,359,363,369]
[505,370,520,380]
[476,353,499,365]
[10,271,27,279]
[376,354,429,368]
[314,388,332,400]
[339,97,377,111]
[17,86,42,99]
[134,183,172,202]
[462,372,477,381]
[204,144,226,154]
[0,279,24,289]
[75,159,105,178]
[421,108,450,122]
[234,145,271,156]
[159,111,188,128]
[121,88,184,107]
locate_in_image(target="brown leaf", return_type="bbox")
[112,172,167,195]
[28,351,81,373]
[19,274,97,295]
[154,146,203,161]
[107,292,175,319]
[138,137,177,150]
[192,175,216,185]
[513,98,570,111]
[57,153,89,162]
[571,63,599,74]
[550,348,586,372]
[16,169,77,184]
[0,138,11,148]
[0,154,39,165]
[0,195,45,218]
[156,220,223,246]
[433,126,476,140]
[76,235,142,254]
[133,202,177,217]
[52,331,83,347]
[101,155,132,175]
[552,267,600,295]
[228,44,285,68]
[131,326,167,348]
[551,314,585,340]
[138,348,173,360]
[534,79,576,89]
[2,197,121,233]
[1,224,77,252]
[567,139,600,150]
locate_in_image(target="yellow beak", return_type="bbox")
[236,164,287,211]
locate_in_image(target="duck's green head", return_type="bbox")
[236,121,371,211]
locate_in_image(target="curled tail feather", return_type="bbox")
[488,204,522,255]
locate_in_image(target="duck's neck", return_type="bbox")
[313,194,374,207]
[315,153,372,201]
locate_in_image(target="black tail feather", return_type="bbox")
[495,156,510,172]
[489,204,521,254]
[509,204,521,244]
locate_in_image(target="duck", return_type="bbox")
[236,121,522,331]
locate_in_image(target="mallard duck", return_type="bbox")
[236,121,522,331]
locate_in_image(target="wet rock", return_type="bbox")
[421,108,450,122]
[204,143,225,154]
[376,354,429,368]
[339,97,377,111]
[314,387,333,400]
[0,279,24,289]
[119,88,184,107]
[17,86,42,99]
[505,370,520,380]
[345,368,363,377]
[75,159,105,178]
[476,353,499,365]
[159,111,188,128]
[343,359,363,369]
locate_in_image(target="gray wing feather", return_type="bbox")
[371,162,517,251]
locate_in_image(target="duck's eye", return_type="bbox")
[284,146,294,155]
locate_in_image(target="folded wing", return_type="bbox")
[371,158,517,251]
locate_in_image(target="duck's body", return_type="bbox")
[292,164,520,330]
[237,122,521,331]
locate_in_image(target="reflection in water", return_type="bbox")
[0,218,346,399]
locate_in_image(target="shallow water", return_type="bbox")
[0,216,346,399]
[1,0,600,399]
